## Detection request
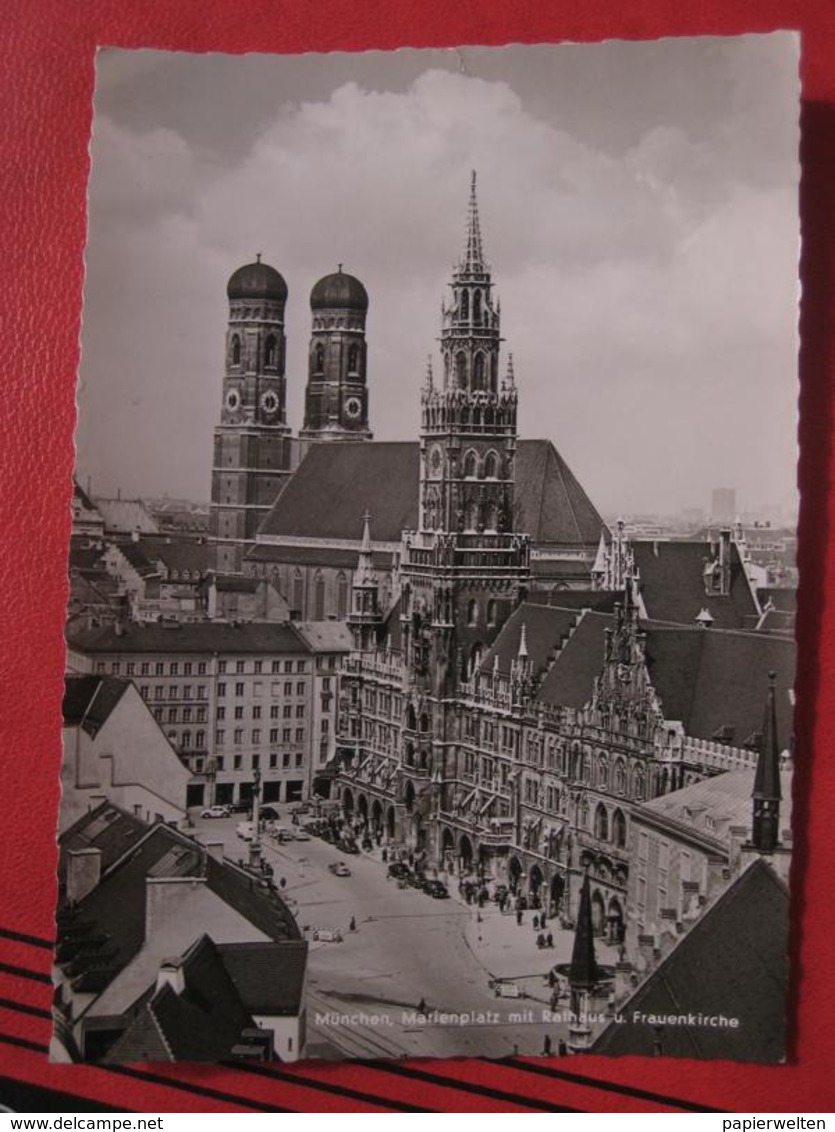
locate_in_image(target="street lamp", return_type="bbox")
[249,766,262,869]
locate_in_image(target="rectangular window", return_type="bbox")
[169,685,178,699]
[155,686,164,700]
[140,662,150,676]
[218,660,227,674]
[295,752,303,767]
[283,753,290,768]
[254,660,263,674]
[126,661,135,676]
[183,662,192,676]
[216,730,225,746]
[297,661,306,673]
[198,661,207,675]
[295,727,304,742]
[252,705,262,720]
[322,677,331,692]
[296,681,305,695]
[235,682,245,697]
[183,686,192,700]
[254,681,263,697]
[284,660,293,673]
[270,728,279,743]
[270,704,279,719]
[283,728,291,742]
[217,706,226,721]
[215,756,224,771]
[155,662,164,676]
[236,660,245,674]
[170,662,179,676]
[197,685,207,700]
[272,660,281,674]
[168,708,177,723]
[295,704,305,718]
[139,685,149,698]
[196,707,206,723]
[217,683,226,697]
[269,753,277,768]
[321,719,329,735]
[234,728,244,744]
[284,681,292,696]
[234,755,242,770]
[183,707,192,723]
[234,706,244,720]
[283,705,292,719]
[252,754,260,769]
[95,662,106,674]
[252,729,261,744]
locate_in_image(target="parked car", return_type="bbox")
[388,862,410,879]
[294,830,312,841]
[229,800,251,815]
[339,839,360,855]
[313,928,343,943]
[328,862,351,877]
[493,981,525,999]
[423,879,449,899]
[236,820,255,841]
[200,805,230,819]
[260,805,281,820]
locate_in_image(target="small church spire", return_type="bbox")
[425,354,434,392]
[752,671,782,853]
[461,169,487,274]
[517,621,529,662]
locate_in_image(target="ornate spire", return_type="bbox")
[460,169,487,276]
[569,872,600,991]
[355,509,375,585]
[424,354,434,392]
[518,621,529,661]
[752,671,782,853]
[503,352,516,392]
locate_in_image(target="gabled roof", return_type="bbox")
[535,610,612,710]
[56,813,300,995]
[255,439,603,548]
[219,940,307,1015]
[58,801,148,880]
[103,935,254,1063]
[632,539,758,629]
[139,535,209,576]
[62,676,130,738]
[592,859,789,1062]
[67,620,310,656]
[94,499,160,536]
[635,767,793,848]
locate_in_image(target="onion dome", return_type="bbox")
[227,256,288,301]
[310,265,369,312]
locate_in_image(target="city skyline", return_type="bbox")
[75,36,799,518]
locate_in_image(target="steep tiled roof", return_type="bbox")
[94,499,160,535]
[67,620,310,655]
[62,676,130,738]
[255,439,603,547]
[139,536,209,576]
[481,603,579,678]
[294,622,354,653]
[535,610,612,710]
[219,940,307,1014]
[247,543,394,569]
[644,626,795,749]
[592,859,789,1061]
[632,540,758,629]
[58,801,148,881]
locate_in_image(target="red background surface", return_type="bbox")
[2,0,834,1113]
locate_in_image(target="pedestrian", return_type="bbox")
[547,931,554,948]
[418,997,426,1013]
[537,932,546,949]
[543,1035,553,1057]
[558,1039,568,1057]
[533,914,540,931]
[516,908,523,926]
[382,847,388,863]
[548,969,556,988]
[350,916,357,932]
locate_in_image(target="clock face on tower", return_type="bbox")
[223,387,243,421]
[260,389,280,417]
[344,395,363,421]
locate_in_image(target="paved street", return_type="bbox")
[191,811,620,1059]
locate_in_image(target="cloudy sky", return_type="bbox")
[76,35,800,517]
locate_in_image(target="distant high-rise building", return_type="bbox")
[711,487,736,523]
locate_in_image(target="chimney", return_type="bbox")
[155,956,186,996]
[66,848,102,904]
[719,528,732,595]
[146,875,207,938]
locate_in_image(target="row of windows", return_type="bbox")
[190,750,304,773]
[217,703,306,721]
[160,707,207,724]
[145,685,208,701]
[217,680,307,698]
[215,727,305,746]
[97,657,308,677]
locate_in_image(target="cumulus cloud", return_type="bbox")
[76,38,799,516]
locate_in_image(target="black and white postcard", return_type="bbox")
[55,35,799,1064]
